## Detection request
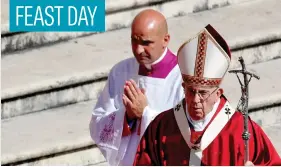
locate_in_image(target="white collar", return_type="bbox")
[144,47,168,69]
[185,98,221,131]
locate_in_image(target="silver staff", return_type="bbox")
[228,56,260,164]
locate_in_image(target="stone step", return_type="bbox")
[2,0,281,119]
[1,59,281,165]
[1,0,255,53]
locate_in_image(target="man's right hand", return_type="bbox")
[122,79,148,121]
[244,161,254,166]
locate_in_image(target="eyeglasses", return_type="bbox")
[185,87,219,102]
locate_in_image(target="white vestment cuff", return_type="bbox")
[140,106,159,137]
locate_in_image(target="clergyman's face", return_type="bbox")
[131,26,169,65]
[182,83,222,120]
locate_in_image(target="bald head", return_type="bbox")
[130,9,170,66]
[131,9,168,37]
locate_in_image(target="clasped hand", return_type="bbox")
[245,161,254,166]
[122,79,148,121]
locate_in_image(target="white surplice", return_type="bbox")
[89,52,184,165]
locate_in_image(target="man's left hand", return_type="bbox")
[122,79,148,121]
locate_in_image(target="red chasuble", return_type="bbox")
[133,96,281,166]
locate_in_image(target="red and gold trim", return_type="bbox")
[182,74,221,87]
[194,32,208,77]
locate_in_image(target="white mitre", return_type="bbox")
[177,24,231,87]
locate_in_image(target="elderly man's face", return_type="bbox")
[182,83,223,120]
